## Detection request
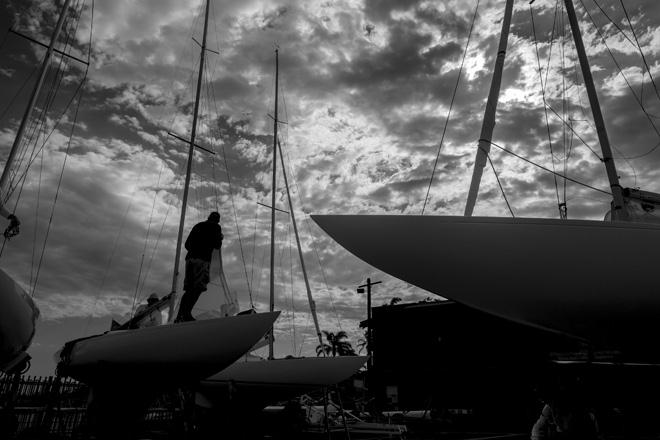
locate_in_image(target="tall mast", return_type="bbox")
[168,0,211,319]
[563,0,628,220]
[277,139,325,351]
[268,49,279,359]
[464,0,514,217]
[0,0,73,219]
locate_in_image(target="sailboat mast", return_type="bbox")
[268,49,279,360]
[277,139,325,350]
[563,0,628,220]
[0,0,73,214]
[169,0,212,318]
[464,0,514,217]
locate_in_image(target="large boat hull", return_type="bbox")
[312,215,660,350]
[58,311,280,384]
[198,356,366,408]
[0,268,39,372]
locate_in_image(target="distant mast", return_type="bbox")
[562,0,628,220]
[277,139,325,351]
[0,0,74,226]
[268,49,279,359]
[464,0,514,217]
[168,0,212,320]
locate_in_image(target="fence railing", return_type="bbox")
[0,374,182,439]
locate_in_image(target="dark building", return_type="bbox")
[364,299,660,435]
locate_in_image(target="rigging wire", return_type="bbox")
[277,81,340,332]
[530,2,562,218]
[480,139,612,196]
[297,312,313,357]
[0,66,39,124]
[204,58,255,308]
[252,235,268,306]
[30,149,44,289]
[250,205,259,302]
[482,148,514,218]
[589,0,636,47]
[131,164,164,316]
[421,0,479,215]
[277,78,343,330]
[0,5,86,258]
[618,0,660,104]
[288,223,297,353]
[278,128,344,331]
[544,104,602,160]
[541,0,561,94]
[590,0,660,105]
[137,203,173,300]
[31,73,88,297]
[4,2,82,204]
[86,160,149,332]
[578,0,660,159]
[3,71,85,206]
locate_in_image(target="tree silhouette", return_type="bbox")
[316,330,356,357]
[388,297,402,306]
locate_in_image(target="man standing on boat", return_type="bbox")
[174,211,223,323]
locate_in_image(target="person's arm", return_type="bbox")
[185,224,197,251]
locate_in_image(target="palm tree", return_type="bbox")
[316,330,356,357]
[387,297,402,306]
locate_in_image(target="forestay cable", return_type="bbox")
[421,0,480,215]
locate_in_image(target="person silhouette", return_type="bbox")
[174,211,223,322]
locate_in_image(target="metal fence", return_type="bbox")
[0,374,182,439]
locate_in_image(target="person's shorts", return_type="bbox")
[183,258,210,293]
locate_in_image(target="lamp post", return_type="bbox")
[358,278,382,379]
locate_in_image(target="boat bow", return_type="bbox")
[312,214,660,351]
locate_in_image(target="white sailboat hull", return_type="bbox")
[312,215,660,349]
[0,268,39,372]
[58,311,280,384]
[198,356,366,408]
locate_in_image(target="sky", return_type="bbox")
[1,0,659,376]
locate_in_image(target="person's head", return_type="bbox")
[147,293,159,305]
[208,211,220,224]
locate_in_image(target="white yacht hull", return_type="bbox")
[0,268,39,372]
[198,356,366,408]
[58,311,280,384]
[312,215,660,348]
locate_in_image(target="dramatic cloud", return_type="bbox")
[1,0,659,375]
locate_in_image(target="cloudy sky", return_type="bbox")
[1,0,659,375]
